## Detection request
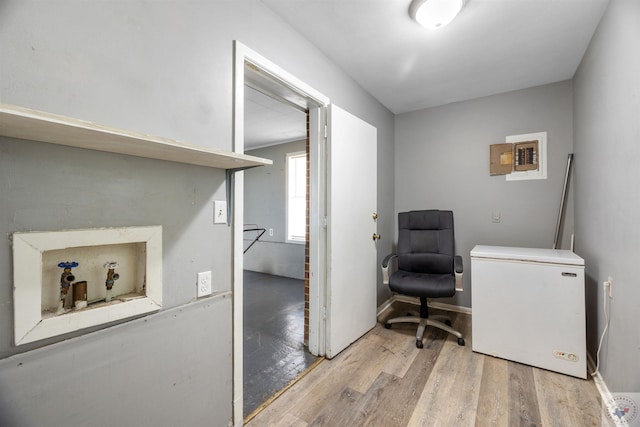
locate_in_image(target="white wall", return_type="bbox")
[573,0,640,393]
[394,81,575,308]
[0,1,394,424]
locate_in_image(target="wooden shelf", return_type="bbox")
[0,103,272,169]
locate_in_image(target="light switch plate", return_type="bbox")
[214,200,227,224]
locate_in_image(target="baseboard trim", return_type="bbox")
[377,295,472,318]
[587,353,615,418]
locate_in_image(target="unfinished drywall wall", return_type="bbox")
[394,81,575,308]
[573,0,640,394]
[0,296,232,426]
[244,141,306,280]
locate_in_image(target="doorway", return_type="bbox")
[232,41,379,425]
[241,85,320,418]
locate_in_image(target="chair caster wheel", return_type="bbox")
[384,323,391,329]
[416,340,423,349]
[444,319,452,326]
[457,338,465,346]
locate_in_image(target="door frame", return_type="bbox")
[232,41,329,425]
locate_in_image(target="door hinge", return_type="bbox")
[322,306,327,320]
[321,216,328,228]
[323,124,328,139]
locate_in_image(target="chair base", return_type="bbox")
[384,314,465,348]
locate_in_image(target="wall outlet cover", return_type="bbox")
[197,271,212,297]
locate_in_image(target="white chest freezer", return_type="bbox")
[470,245,586,378]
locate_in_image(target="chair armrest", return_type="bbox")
[454,255,463,292]
[382,254,397,286]
[454,255,463,273]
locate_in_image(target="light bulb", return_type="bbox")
[411,0,464,30]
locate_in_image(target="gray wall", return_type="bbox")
[0,1,395,425]
[244,141,306,280]
[573,0,640,393]
[394,81,575,308]
[0,296,232,427]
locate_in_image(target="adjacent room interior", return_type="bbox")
[242,85,320,417]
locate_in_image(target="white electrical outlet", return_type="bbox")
[269,228,274,236]
[197,271,212,297]
[214,200,227,224]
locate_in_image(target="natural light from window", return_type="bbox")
[286,151,306,243]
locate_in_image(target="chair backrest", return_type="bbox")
[397,210,455,274]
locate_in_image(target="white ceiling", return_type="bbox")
[245,0,609,147]
[244,86,307,150]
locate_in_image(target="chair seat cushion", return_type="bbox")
[389,270,456,298]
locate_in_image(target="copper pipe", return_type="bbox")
[104,262,119,302]
[105,270,119,290]
[57,261,78,314]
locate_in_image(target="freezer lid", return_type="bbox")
[470,245,584,266]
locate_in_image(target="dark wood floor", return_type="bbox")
[243,270,320,418]
[248,304,605,426]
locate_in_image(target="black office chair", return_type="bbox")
[381,210,465,348]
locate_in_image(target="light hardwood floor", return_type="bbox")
[247,306,605,426]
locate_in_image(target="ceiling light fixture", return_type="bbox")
[409,0,465,30]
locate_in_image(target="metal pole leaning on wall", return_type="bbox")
[553,153,574,250]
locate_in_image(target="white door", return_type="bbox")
[325,104,378,359]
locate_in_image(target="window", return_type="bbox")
[286,151,307,243]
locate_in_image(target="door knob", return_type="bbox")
[372,213,378,220]
[372,233,381,241]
